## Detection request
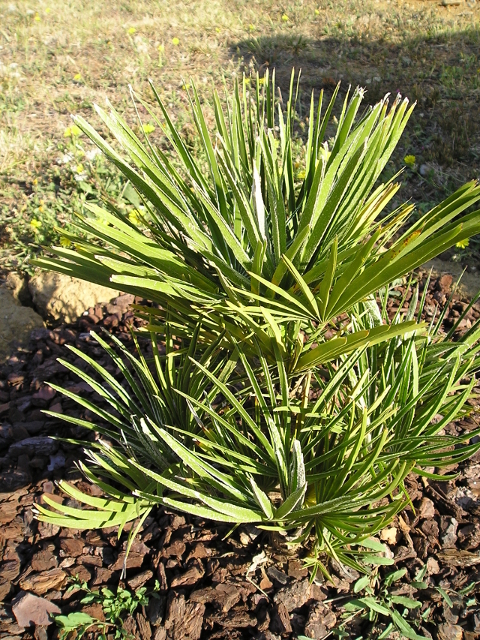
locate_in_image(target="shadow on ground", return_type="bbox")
[229,27,480,265]
[231,28,480,169]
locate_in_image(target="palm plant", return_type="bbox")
[33,72,480,369]
[35,73,480,575]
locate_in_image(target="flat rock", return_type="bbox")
[28,271,119,324]
[0,286,44,364]
[12,591,61,627]
[9,437,58,458]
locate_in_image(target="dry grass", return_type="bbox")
[1,0,480,269]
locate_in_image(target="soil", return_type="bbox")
[0,275,479,640]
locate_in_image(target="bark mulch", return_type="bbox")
[0,276,480,640]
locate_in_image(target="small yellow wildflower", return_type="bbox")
[171,37,180,46]
[455,239,469,250]
[258,77,266,86]
[45,7,51,13]
[34,13,41,21]
[73,73,82,82]
[281,13,289,21]
[38,205,44,213]
[296,170,306,180]
[158,44,165,53]
[142,123,155,134]
[215,27,220,33]
[248,24,255,31]
[315,8,320,15]
[404,155,416,166]
[75,164,84,173]
[30,219,41,230]
[33,178,38,186]
[127,27,136,35]
[128,209,141,224]
[60,237,72,248]
[64,124,82,137]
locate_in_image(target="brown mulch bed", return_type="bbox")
[0,275,480,640]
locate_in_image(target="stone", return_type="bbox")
[380,527,398,545]
[28,271,119,324]
[4,271,31,305]
[12,591,61,627]
[419,498,435,519]
[9,436,58,458]
[441,518,458,548]
[267,566,289,586]
[0,286,44,364]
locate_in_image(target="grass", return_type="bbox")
[1,0,479,273]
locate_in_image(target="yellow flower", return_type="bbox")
[171,37,180,46]
[127,27,136,35]
[258,77,266,86]
[404,155,416,166]
[215,27,220,33]
[248,24,255,31]
[73,73,82,82]
[455,238,469,250]
[38,205,44,213]
[33,178,38,186]
[75,164,84,173]
[158,44,165,53]
[315,8,320,15]
[30,219,41,230]
[64,124,82,137]
[34,13,41,21]
[142,123,155,134]
[45,7,51,13]
[60,236,72,248]
[128,209,141,224]
[281,13,289,21]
